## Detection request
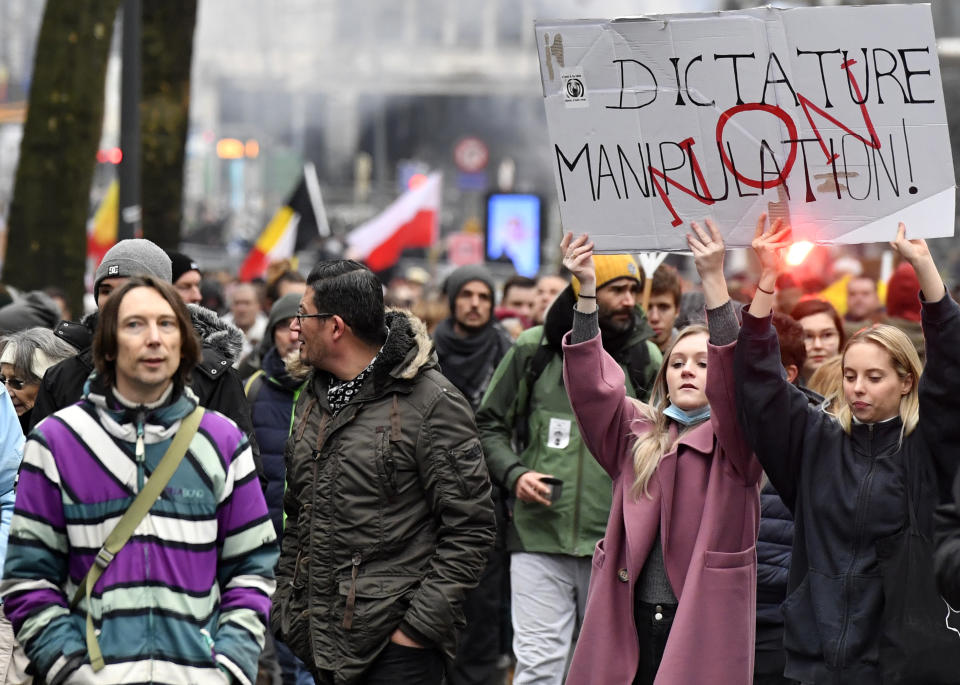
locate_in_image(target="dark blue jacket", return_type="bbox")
[247,347,304,537]
[755,480,794,677]
[736,294,960,685]
[755,386,821,679]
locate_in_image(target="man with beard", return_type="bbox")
[477,254,661,685]
[433,265,514,685]
[434,265,514,411]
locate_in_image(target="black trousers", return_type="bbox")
[449,541,505,685]
[361,643,445,685]
[314,643,444,685]
[632,600,677,685]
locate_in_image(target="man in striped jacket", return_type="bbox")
[1,276,278,685]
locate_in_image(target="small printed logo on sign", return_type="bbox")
[561,71,588,108]
[107,265,120,276]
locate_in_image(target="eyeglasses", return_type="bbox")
[0,375,28,391]
[295,311,335,326]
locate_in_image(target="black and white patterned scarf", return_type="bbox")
[327,354,379,415]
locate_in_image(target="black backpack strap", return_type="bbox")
[514,336,554,451]
[626,340,653,401]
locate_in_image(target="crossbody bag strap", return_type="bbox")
[70,406,205,671]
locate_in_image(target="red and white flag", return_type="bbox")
[347,172,441,272]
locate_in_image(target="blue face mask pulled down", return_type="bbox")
[663,403,711,426]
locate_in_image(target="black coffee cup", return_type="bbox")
[540,476,563,503]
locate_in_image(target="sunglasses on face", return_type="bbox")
[0,375,28,391]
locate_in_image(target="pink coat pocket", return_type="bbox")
[703,545,756,569]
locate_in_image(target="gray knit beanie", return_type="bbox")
[443,264,495,312]
[259,292,301,355]
[94,239,173,302]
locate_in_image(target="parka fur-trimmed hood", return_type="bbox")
[187,303,244,365]
[384,308,434,382]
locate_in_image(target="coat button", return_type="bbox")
[654,604,663,621]
[211,369,217,374]
[617,568,629,583]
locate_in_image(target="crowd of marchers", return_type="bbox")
[0,219,956,685]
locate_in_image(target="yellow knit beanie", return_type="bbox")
[572,254,640,298]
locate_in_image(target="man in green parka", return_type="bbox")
[476,255,661,685]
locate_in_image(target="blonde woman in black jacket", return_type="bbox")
[734,220,960,684]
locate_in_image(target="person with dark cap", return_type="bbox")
[166,250,203,305]
[242,292,312,685]
[0,291,62,334]
[242,293,304,521]
[29,238,266,486]
[237,291,301,380]
[432,265,512,685]
[434,264,513,411]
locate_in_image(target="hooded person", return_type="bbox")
[240,292,313,685]
[29,238,266,487]
[0,291,62,335]
[433,264,514,411]
[236,292,301,380]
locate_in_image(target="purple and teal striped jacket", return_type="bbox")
[1,383,278,685]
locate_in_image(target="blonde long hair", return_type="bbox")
[835,324,921,436]
[629,325,710,499]
[807,355,843,415]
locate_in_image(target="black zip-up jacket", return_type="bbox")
[735,294,960,684]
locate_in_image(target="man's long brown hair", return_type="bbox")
[93,275,201,393]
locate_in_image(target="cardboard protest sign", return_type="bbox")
[537,5,955,252]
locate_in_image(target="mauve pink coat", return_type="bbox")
[561,333,762,685]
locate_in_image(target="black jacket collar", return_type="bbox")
[849,416,903,457]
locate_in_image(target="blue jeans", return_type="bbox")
[276,637,315,685]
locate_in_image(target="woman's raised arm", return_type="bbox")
[560,232,645,477]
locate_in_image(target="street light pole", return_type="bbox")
[118,0,141,240]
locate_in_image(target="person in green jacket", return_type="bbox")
[476,255,662,685]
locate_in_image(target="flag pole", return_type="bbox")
[304,162,330,238]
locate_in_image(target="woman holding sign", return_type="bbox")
[559,220,761,685]
[735,220,960,684]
